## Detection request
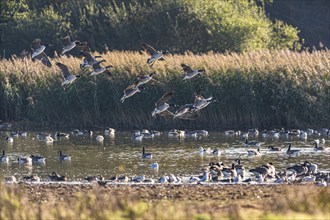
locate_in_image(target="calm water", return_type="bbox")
[0,130,329,181]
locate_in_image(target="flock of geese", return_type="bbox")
[30,37,212,120]
[1,36,328,186]
[1,126,329,186]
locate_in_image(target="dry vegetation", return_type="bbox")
[0,183,329,219]
[0,49,329,129]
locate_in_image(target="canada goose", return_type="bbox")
[31,39,52,67]
[151,91,174,117]
[30,155,46,163]
[287,163,307,176]
[6,136,13,143]
[234,159,245,178]
[193,90,213,111]
[56,62,80,87]
[249,166,271,179]
[23,175,40,182]
[104,127,115,136]
[49,171,67,181]
[135,72,163,87]
[58,151,71,161]
[181,63,206,80]
[85,174,104,182]
[142,147,152,159]
[96,134,104,142]
[54,132,70,138]
[141,43,169,67]
[61,35,81,55]
[313,141,325,151]
[268,146,283,152]
[224,130,240,136]
[304,161,318,174]
[132,175,145,182]
[199,147,211,155]
[243,138,262,147]
[222,163,237,178]
[315,179,327,187]
[159,175,168,183]
[248,148,262,156]
[4,176,17,183]
[31,38,51,59]
[18,156,32,165]
[120,82,146,103]
[173,104,196,118]
[149,162,159,170]
[168,129,185,137]
[286,143,300,156]
[248,128,259,136]
[89,60,113,78]
[299,131,308,140]
[212,148,221,156]
[80,51,103,69]
[0,150,9,163]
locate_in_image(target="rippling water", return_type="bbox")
[0,130,329,181]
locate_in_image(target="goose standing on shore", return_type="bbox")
[141,43,169,67]
[61,35,81,55]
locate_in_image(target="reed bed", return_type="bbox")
[0,49,329,129]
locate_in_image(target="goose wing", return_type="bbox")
[104,69,113,79]
[92,61,102,70]
[61,36,72,46]
[32,38,41,49]
[148,78,163,85]
[181,63,193,73]
[156,91,174,106]
[35,52,52,67]
[141,43,158,55]
[56,62,71,78]
[177,111,199,120]
[159,110,174,119]
[124,82,138,93]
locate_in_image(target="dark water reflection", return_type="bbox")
[0,131,329,181]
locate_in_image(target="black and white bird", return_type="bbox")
[61,35,81,55]
[181,63,206,80]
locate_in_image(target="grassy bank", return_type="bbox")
[0,183,329,219]
[0,49,329,130]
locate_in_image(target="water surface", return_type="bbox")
[0,130,329,181]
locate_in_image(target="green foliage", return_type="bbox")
[0,0,301,56]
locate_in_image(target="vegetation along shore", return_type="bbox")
[0,49,329,130]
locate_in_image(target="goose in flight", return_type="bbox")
[141,43,169,67]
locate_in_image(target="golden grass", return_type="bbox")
[0,183,329,220]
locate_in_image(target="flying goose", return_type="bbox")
[141,43,169,67]
[80,51,103,69]
[193,91,213,111]
[31,38,50,58]
[173,104,196,118]
[89,60,113,78]
[120,82,146,103]
[152,91,175,117]
[31,39,52,67]
[61,35,81,55]
[181,63,206,80]
[56,62,80,87]
[135,72,163,87]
